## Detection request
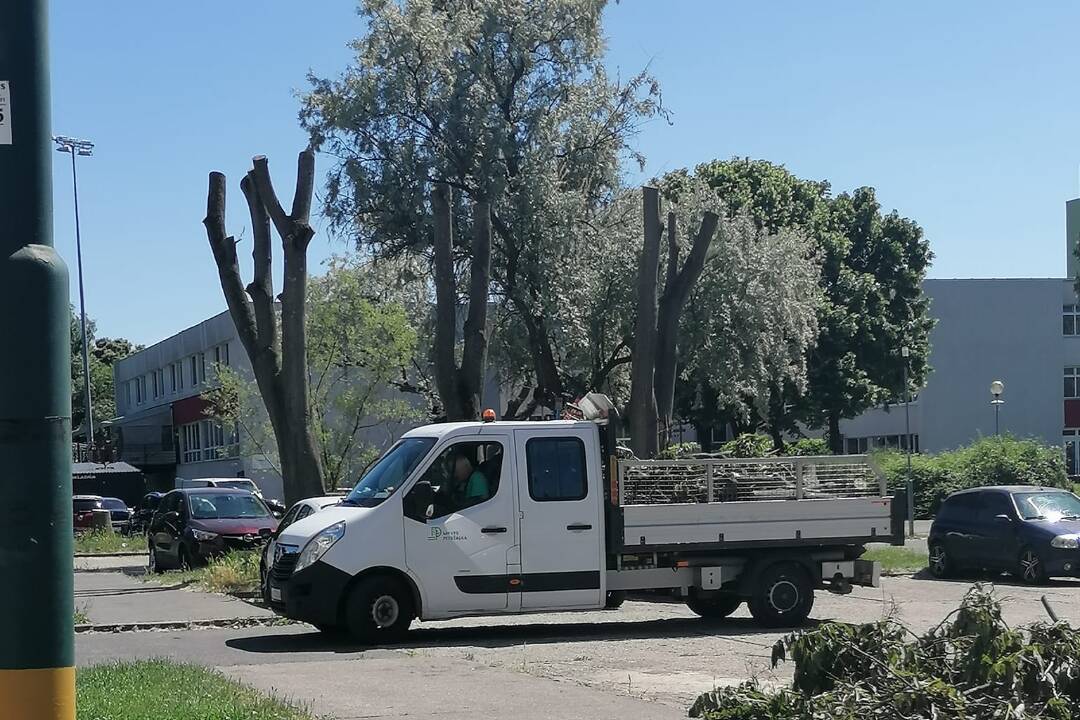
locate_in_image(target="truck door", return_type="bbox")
[514,427,604,610]
[401,435,517,615]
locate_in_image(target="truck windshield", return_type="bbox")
[343,437,435,507]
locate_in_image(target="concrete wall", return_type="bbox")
[913,279,1062,451]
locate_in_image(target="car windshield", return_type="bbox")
[73,498,100,512]
[1012,491,1080,521]
[101,498,127,510]
[343,438,436,507]
[188,492,271,520]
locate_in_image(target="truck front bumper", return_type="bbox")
[268,560,352,628]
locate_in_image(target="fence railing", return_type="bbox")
[617,454,886,505]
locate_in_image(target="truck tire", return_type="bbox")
[604,591,627,610]
[747,562,814,628]
[344,575,414,643]
[686,592,742,620]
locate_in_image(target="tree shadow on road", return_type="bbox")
[226,614,800,656]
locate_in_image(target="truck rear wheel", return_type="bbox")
[686,592,742,619]
[344,576,414,644]
[747,562,814,628]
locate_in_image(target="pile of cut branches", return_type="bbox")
[690,585,1080,719]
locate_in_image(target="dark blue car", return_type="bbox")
[928,486,1080,584]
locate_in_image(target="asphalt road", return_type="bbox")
[77,573,1078,719]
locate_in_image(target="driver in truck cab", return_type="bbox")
[445,451,491,508]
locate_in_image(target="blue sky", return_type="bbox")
[50,1,1080,346]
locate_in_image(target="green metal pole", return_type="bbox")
[0,1,76,718]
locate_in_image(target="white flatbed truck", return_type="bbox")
[268,405,904,641]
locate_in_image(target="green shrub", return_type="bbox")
[788,438,830,456]
[657,442,701,459]
[74,530,135,554]
[875,435,1070,518]
[720,433,773,458]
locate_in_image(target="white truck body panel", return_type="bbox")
[622,497,893,547]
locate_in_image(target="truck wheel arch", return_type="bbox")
[735,552,820,596]
[338,567,422,624]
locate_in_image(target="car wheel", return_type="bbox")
[928,542,952,578]
[345,576,414,644]
[1018,547,1048,585]
[747,562,814,628]
[148,543,164,574]
[604,590,627,610]
[686,592,743,620]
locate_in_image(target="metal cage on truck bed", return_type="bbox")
[611,454,902,551]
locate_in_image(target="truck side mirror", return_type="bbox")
[407,481,434,523]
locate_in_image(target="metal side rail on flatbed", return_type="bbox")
[614,454,903,550]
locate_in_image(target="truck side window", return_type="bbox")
[409,441,503,520]
[526,437,587,501]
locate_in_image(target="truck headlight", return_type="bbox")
[1050,534,1080,549]
[191,529,218,542]
[293,521,346,574]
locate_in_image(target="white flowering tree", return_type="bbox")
[300,0,664,419]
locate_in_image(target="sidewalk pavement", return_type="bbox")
[75,571,273,626]
[222,655,688,720]
[75,554,148,573]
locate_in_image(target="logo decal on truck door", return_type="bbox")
[428,527,467,541]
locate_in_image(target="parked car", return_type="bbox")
[100,497,133,533]
[259,496,343,603]
[147,488,278,572]
[928,486,1080,583]
[130,492,164,535]
[73,495,104,531]
[174,478,284,517]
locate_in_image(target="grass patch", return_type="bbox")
[146,551,261,596]
[74,530,137,554]
[862,546,928,574]
[77,659,315,720]
[74,607,89,625]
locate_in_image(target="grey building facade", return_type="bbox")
[841,198,1080,474]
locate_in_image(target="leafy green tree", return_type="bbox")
[691,159,933,452]
[205,257,422,492]
[70,307,141,444]
[300,0,664,417]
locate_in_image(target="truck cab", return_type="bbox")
[270,420,608,638]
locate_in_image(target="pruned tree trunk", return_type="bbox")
[203,150,325,505]
[655,208,719,447]
[430,183,492,421]
[628,186,663,458]
[828,410,843,454]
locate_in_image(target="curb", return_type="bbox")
[75,615,293,634]
[75,551,147,558]
[74,565,147,574]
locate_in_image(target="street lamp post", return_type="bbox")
[902,346,914,537]
[53,135,94,454]
[990,380,1005,436]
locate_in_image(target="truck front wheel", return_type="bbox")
[747,562,814,628]
[344,576,415,643]
[686,592,742,619]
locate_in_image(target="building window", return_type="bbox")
[1065,305,1080,336]
[190,356,198,386]
[180,419,239,464]
[844,434,919,455]
[1065,367,1080,399]
[135,377,145,405]
[213,343,230,369]
[169,365,176,394]
[1065,429,1080,477]
[124,381,131,408]
[198,353,207,383]
[177,361,185,390]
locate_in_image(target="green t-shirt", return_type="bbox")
[464,470,490,500]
